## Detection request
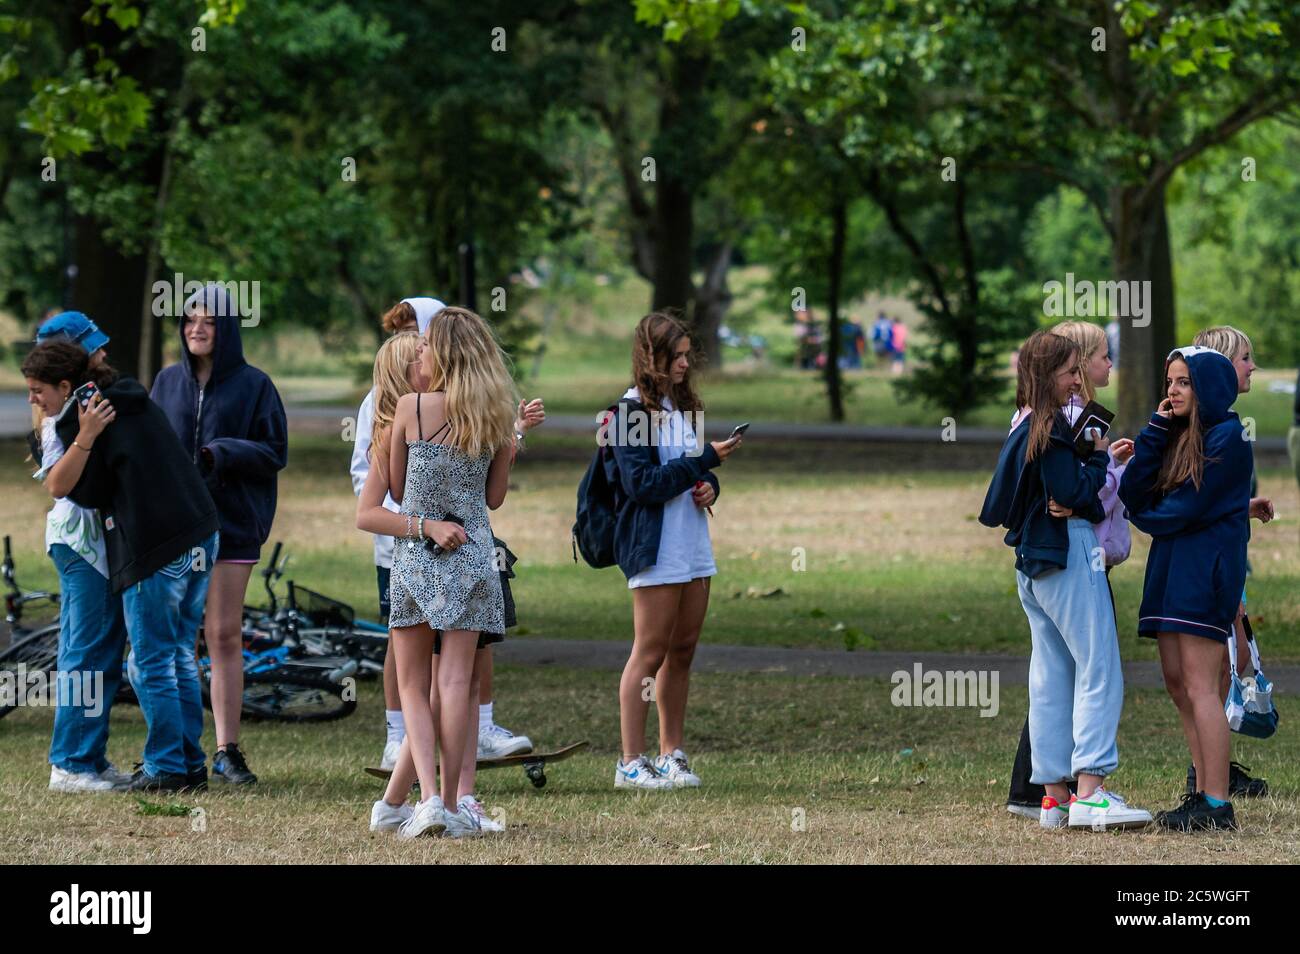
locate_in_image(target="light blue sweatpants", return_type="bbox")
[1016,519,1123,784]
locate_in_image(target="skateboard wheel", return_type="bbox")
[525,764,546,788]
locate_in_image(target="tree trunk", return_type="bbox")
[72,211,148,379]
[691,242,732,370]
[824,199,846,422]
[1112,179,1176,434]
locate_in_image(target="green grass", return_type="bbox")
[4,433,1298,660]
[2,671,1296,863]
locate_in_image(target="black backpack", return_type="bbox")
[572,403,623,568]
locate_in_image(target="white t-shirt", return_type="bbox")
[35,401,109,578]
[623,388,717,589]
[350,388,400,569]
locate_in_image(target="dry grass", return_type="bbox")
[2,670,1296,864]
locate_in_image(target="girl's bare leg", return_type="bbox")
[1181,633,1231,801]
[389,624,439,802]
[436,631,478,806]
[656,577,710,755]
[620,584,682,760]
[205,562,255,749]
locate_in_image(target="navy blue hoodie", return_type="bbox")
[979,410,1108,578]
[150,285,287,561]
[1119,347,1251,642]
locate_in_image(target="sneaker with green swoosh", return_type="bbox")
[1068,786,1152,831]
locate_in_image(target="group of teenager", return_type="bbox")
[29,288,1283,839]
[354,302,742,837]
[24,288,286,794]
[982,321,1278,833]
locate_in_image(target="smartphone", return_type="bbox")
[1084,426,1103,441]
[728,422,750,441]
[73,382,99,408]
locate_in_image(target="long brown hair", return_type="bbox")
[1016,330,1077,462]
[22,340,116,392]
[1156,357,1207,492]
[630,311,703,414]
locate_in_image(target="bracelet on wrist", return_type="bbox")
[73,440,91,452]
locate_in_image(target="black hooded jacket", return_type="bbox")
[56,376,220,593]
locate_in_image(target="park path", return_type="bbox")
[0,394,1288,451]
[496,636,1300,693]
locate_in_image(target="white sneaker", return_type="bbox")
[397,797,448,839]
[98,763,134,791]
[653,749,702,788]
[443,803,483,839]
[370,798,414,833]
[458,795,504,834]
[478,723,533,759]
[1039,796,1070,829]
[380,739,402,772]
[49,766,115,793]
[614,755,674,790]
[1068,787,1153,831]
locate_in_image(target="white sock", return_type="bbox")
[385,710,405,744]
[479,702,493,731]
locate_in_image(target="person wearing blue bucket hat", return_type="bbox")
[35,312,111,367]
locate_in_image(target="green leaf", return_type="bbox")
[1170,59,1197,77]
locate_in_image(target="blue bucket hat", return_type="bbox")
[36,311,110,353]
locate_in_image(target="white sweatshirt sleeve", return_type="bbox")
[350,389,375,497]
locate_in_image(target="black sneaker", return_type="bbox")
[213,744,257,785]
[1156,792,1238,832]
[186,766,208,792]
[1186,762,1268,798]
[127,767,192,793]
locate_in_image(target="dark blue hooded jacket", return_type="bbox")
[979,410,1108,578]
[1119,347,1251,643]
[601,398,722,580]
[150,285,287,561]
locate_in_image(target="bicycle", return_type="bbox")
[0,537,359,722]
[0,536,61,718]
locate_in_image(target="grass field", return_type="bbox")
[1,672,1296,864]
[2,433,1298,660]
[1,414,1297,864]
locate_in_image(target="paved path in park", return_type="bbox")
[0,394,1288,452]
[495,637,1300,693]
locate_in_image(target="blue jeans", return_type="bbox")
[122,533,218,776]
[1016,520,1123,784]
[48,545,128,774]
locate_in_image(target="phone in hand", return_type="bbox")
[424,514,465,555]
[728,422,750,441]
[73,382,99,408]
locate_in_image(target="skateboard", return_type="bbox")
[364,741,589,789]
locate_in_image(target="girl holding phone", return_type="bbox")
[981,330,1151,831]
[1004,320,1134,819]
[605,313,741,790]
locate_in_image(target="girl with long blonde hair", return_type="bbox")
[357,307,517,838]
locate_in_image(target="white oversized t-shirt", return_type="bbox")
[35,401,109,578]
[623,388,717,589]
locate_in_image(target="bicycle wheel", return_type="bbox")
[238,669,356,723]
[0,624,60,719]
